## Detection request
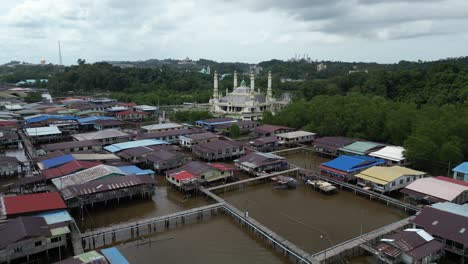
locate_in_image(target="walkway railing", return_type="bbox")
[299,168,420,213]
[207,167,299,191]
[311,216,413,262]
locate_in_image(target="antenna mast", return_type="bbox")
[58,41,63,66]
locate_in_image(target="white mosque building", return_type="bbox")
[209,71,276,121]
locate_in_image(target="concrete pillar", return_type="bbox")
[213,71,219,99]
[250,73,255,91]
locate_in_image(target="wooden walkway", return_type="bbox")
[206,168,299,191]
[80,203,224,250]
[269,146,306,155]
[299,169,420,213]
[310,216,413,262]
[199,188,319,264]
[70,220,84,255]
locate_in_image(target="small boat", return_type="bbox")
[271,176,297,189]
[306,179,337,194]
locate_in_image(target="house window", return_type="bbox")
[399,179,404,184]
[392,182,396,187]
[35,241,42,247]
[14,247,22,253]
[406,177,410,182]
[51,237,62,243]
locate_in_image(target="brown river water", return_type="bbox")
[118,215,290,264]
[76,184,211,231]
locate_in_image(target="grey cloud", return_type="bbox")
[236,0,468,40]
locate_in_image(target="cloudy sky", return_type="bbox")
[1,0,468,65]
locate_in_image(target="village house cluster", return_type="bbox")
[0,86,467,263]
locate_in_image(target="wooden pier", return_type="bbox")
[207,167,299,191]
[309,216,413,263]
[80,203,224,250]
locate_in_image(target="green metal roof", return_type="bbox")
[339,141,383,155]
[76,250,105,263]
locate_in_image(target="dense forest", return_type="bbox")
[1,57,468,171]
[263,95,468,172]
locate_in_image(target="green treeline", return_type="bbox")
[263,95,468,171]
[45,62,214,105]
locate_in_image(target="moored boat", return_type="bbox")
[271,176,297,189]
[306,179,337,194]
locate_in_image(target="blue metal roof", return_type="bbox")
[78,116,116,124]
[321,155,385,172]
[40,154,75,169]
[453,162,468,174]
[26,115,78,124]
[104,139,167,153]
[118,166,155,176]
[36,210,72,225]
[101,247,130,264]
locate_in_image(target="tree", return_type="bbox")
[77,59,86,65]
[229,124,241,138]
[24,92,43,103]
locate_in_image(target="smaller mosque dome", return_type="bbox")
[240,79,246,86]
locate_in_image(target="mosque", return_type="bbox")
[209,71,277,120]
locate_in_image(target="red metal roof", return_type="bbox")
[210,163,235,171]
[0,121,18,127]
[172,171,197,181]
[435,176,468,187]
[2,192,66,216]
[42,160,101,179]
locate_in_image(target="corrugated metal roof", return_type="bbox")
[339,141,384,155]
[25,115,77,124]
[356,166,426,185]
[25,126,62,137]
[104,139,167,153]
[39,154,75,170]
[369,146,406,162]
[254,124,291,133]
[36,210,72,224]
[453,162,468,174]
[403,177,468,202]
[118,166,155,176]
[276,130,316,139]
[43,140,101,151]
[101,247,130,264]
[411,206,468,245]
[172,171,197,181]
[42,161,102,179]
[73,129,129,141]
[52,165,126,189]
[77,251,106,263]
[238,152,285,168]
[61,175,155,199]
[50,226,70,236]
[77,116,116,124]
[321,155,385,173]
[141,122,183,131]
[71,154,120,161]
[431,202,468,218]
[0,217,51,249]
[1,192,66,216]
